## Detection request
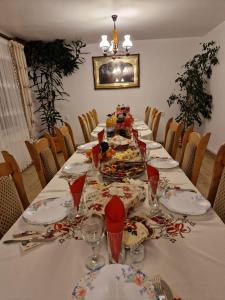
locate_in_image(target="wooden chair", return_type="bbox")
[87,111,96,132]
[163,118,183,160]
[208,144,225,207]
[148,107,158,129]
[180,131,211,185]
[54,122,76,160]
[0,151,29,237]
[152,111,161,141]
[25,134,60,188]
[144,106,150,124]
[78,115,91,143]
[90,110,97,127]
[180,126,193,164]
[82,113,92,135]
[1,151,29,209]
[92,108,99,125]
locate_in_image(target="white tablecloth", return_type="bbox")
[1,147,225,300]
[91,120,153,141]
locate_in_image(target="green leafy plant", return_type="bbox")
[167,41,219,128]
[25,39,86,135]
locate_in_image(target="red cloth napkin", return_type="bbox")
[137,139,146,158]
[105,196,125,263]
[132,128,138,141]
[146,164,159,195]
[92,144,100,168]
[98,129,104,143]
[69,174,86,208]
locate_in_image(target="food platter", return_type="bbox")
[101,160,145,181]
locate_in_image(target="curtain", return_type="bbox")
[0,37,31,170]
[9,40,35,139]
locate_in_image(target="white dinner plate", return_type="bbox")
[160,189,211,215]
[62,163,90,175]
[98,122,106,127]
[149,158,179,169]
[134,121,145,126]
[77,141,98,151]
[23,197,71,225]
[135,125,149,130]
[72,264,157,300]
[139,139,162,150]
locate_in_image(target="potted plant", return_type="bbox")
[167,41,219,128]
[25,39,86,150]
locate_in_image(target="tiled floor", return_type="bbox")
[22,151,214,203]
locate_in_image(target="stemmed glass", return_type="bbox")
[81,214,105,271]
[148,175,163,216]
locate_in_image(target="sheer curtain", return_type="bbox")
[0,37,31,170]
[9,40,35,139]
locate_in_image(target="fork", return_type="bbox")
[152,274,167,300]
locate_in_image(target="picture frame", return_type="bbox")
[92,54,140,89]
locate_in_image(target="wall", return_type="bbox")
[199,21,225,154]
[60,37,199,144]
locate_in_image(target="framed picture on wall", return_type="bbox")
[92,54,140,89]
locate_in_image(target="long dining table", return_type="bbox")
[1,131,225,300]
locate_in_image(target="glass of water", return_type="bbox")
[81,214,105,271]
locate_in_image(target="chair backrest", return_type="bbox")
[82,113,92,134]
[0,153,29,238]
[181,131,211,185]
[180,126,193,164]
[208,144,225,206]
[92,108,99,125]
[144,106,150,124]
[152,111,161,141]
[78,115,91,143]
[1,151,29,210]
[164,118,183,159]
[54,122,76,160]
[87,111,96,131]
[25,135,60,188]
[90,110,97,127]
[148,107,158,129]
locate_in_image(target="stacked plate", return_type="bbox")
[72,264,173,300]
[77,141,98,152]
[160,189,211,215]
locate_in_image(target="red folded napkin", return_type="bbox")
[146,164,159,195]
[105,196,125,263]
[137,139,146,158]
[92,144,100,168]
[69,174,86,208]
[132,128,138,141]
[98,129,104,143]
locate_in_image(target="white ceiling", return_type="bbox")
[0,0,225,43]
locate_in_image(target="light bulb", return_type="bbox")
[122,35,133,50]
[99,35,110,52]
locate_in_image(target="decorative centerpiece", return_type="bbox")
[106,104,134,139]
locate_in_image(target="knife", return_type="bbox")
[3,237,56,244]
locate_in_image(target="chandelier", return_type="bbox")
[99,15,133,57]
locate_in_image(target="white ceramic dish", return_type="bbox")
[160,189,211,215]
[72,264,157,300]
[135,125,149,130]
[77,141,98,151]
[23,197,71,225]
[62,163,90,175]
[149,158,179,169]
[139,139,162,150]
[97,122,106,127]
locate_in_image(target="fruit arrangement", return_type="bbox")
[86,142,115,161]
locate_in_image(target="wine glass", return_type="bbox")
[81,214,105,271]
[148,176,164,216]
